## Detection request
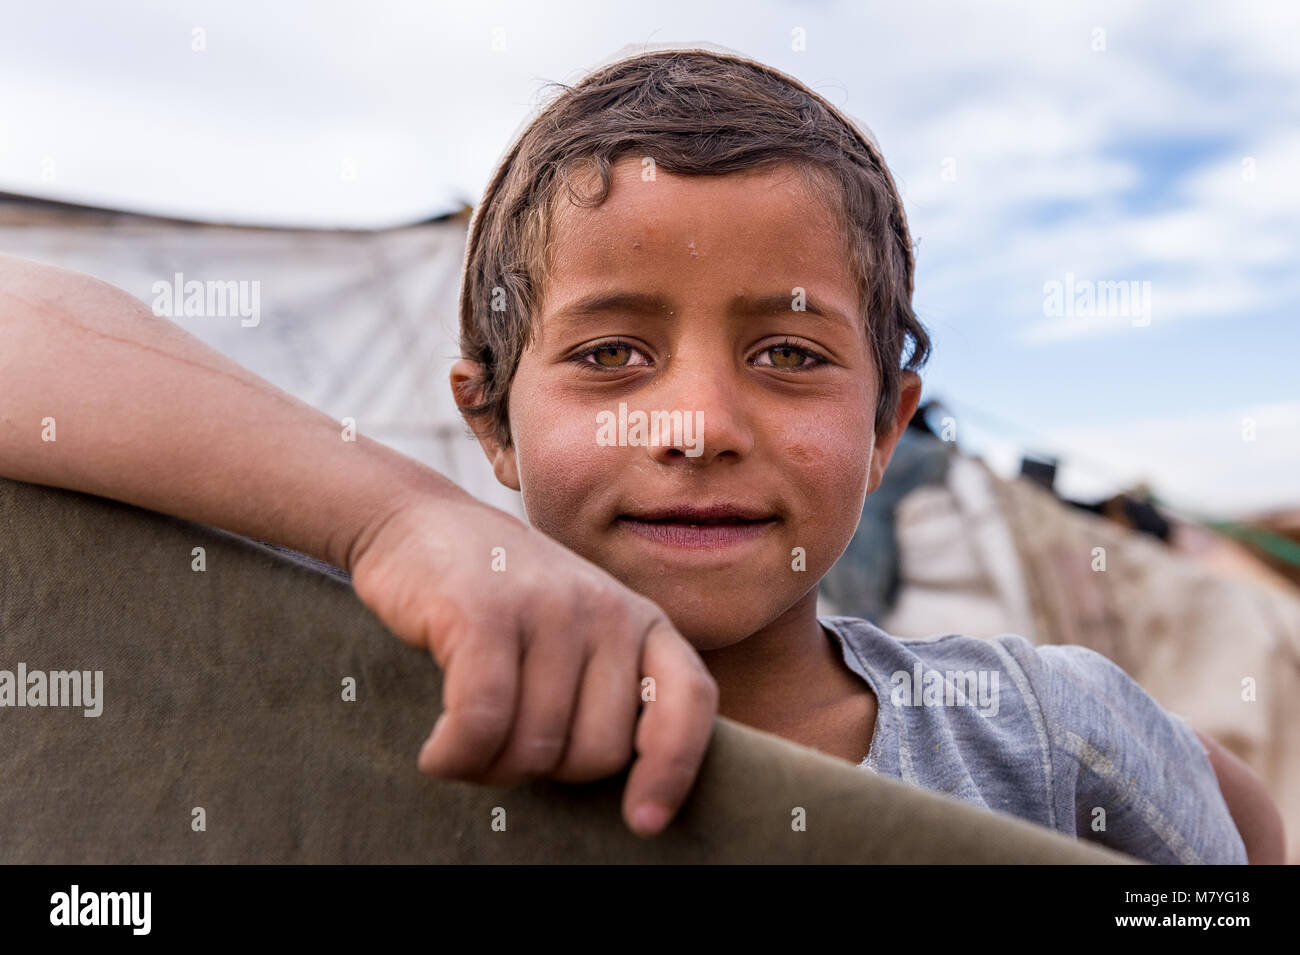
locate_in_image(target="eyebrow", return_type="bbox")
[549,289,854,330]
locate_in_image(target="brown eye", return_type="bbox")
[574,340,649,369]
[591,344,631,367]
[754,341,827,370]
[768,344,805,368]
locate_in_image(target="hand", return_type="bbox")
[348,492,718,837]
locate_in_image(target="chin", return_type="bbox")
[632,584,777,651]
[665,616,757,652]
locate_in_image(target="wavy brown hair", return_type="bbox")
[456,48,931,450]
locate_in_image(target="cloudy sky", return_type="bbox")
[1,0,1296,518]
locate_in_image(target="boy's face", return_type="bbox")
[454,156,920,650]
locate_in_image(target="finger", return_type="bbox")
[473,619,588,786]
[620,620,718,838]
[417,617,521,779]
[549,629,640,784]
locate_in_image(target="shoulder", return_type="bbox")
[822,615,1025,670]
[822,618,1071,825]
[823,619,1247,864]
[990,636,1248,864]
[821,616,1041,716]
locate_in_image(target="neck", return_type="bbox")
[698,588,841,727]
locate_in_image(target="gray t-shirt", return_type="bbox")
[820,615,1247,864]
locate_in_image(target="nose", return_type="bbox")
[640,351,754,467]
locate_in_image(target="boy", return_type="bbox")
[0,43,1283,863]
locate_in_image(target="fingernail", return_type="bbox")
[417,735,435,769]
[418,715,447,769]
[632,802,671,836]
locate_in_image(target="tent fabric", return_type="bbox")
[879,453,1300,864]
[0,476,1130,864]
[0,196,527,522]
[818,426,955,622]
[877,454,1039,643]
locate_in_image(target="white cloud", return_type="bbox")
[1036,402,1300,518]
[1,0,1294,510]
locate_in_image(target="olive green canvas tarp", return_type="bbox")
[0,476,1129,864]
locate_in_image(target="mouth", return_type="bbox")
[616,504,780,550]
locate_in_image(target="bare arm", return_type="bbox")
[1192,728,1287,865]
[0,253,718,838]
[0,253,464,569]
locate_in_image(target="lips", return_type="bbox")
[622,503,777,523]
[616,503,779,550]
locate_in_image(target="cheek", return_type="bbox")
[774,403,874,539]
[506,364,610,536]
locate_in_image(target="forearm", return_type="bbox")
[0,253,473,571]
[1192,728,1286,865]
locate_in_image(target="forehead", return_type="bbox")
[542,156,855,303]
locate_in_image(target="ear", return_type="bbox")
[866,370,923,495]
[449,358,520,492]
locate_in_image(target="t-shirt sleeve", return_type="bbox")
[999,636,1247,864]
